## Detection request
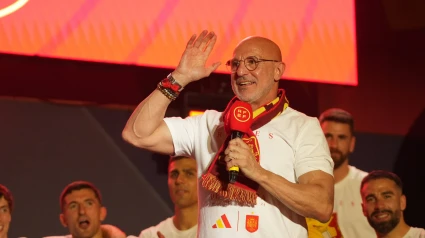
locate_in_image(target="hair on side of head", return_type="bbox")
[319,108,354,134]
[169,155,194,165]
[361,170,403,193]
[59,181,102,211]
[0,184,14,213]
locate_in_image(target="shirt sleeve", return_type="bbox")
[163,115,201,157]
[294,117,334,180]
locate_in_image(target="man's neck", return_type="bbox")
[377,219,410,238]
[334,160,350,184]
[249,90,279,112]
[76,228,103,238]
[173,204,198,231]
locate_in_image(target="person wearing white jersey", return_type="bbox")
[306,108,376,238]
[136,156,198,238]
[44,181,126,238]
[122,30,334,237]
[361,170,425,238]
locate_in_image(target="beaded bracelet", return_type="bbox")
[157,83,177,101]
[157,73,184,101]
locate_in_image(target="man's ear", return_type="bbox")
[100,206,107,221]
[59,213,68,227]
[274,62,285,82]
[400,194,407,211]
[349,136,356,153]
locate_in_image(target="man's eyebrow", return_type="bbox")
[67,201,77,206]
[182,168,196,172]
[365,194,375,200]
[381,191,395,196]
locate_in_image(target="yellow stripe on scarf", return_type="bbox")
[253,96,288,119]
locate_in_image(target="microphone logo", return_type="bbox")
[233,106,251,123]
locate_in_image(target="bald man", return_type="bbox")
[122,30,334,238]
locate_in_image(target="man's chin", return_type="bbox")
[176,201,197,209]
[371,221,396,234]
[332,156,348,170]
[72,227,96,238]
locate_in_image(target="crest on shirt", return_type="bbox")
[245,214,259,233]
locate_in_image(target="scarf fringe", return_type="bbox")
[202,172,257,206]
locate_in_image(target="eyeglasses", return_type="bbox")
[225,56,281,72]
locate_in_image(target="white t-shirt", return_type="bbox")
[404,227,425,238]
[328,166,376,238]
[164,107,334,238]
[137,217,197,238]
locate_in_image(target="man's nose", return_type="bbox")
[327,138,337,149]
[78,205,86,214]
[375,199,386,210]
[236,61,249,76]
[175,174,186,184]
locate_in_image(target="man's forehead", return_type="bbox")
[169,159,196,171]
[233,44,264,59]
[64,189,97,202]
[0,197,9,207]
[321,121,351,132]
[233,37,281,59]
[363,179,398,194]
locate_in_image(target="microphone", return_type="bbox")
[227,101,253,183]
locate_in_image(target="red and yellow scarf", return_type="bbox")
[201,89,289,206]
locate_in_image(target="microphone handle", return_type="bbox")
[231,131,244,139]
[229,130,243,183]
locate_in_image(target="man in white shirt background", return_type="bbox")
[44,181,126,238]
[131,156,198,238]
[361,170,425,238]
[307,108,376,238]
